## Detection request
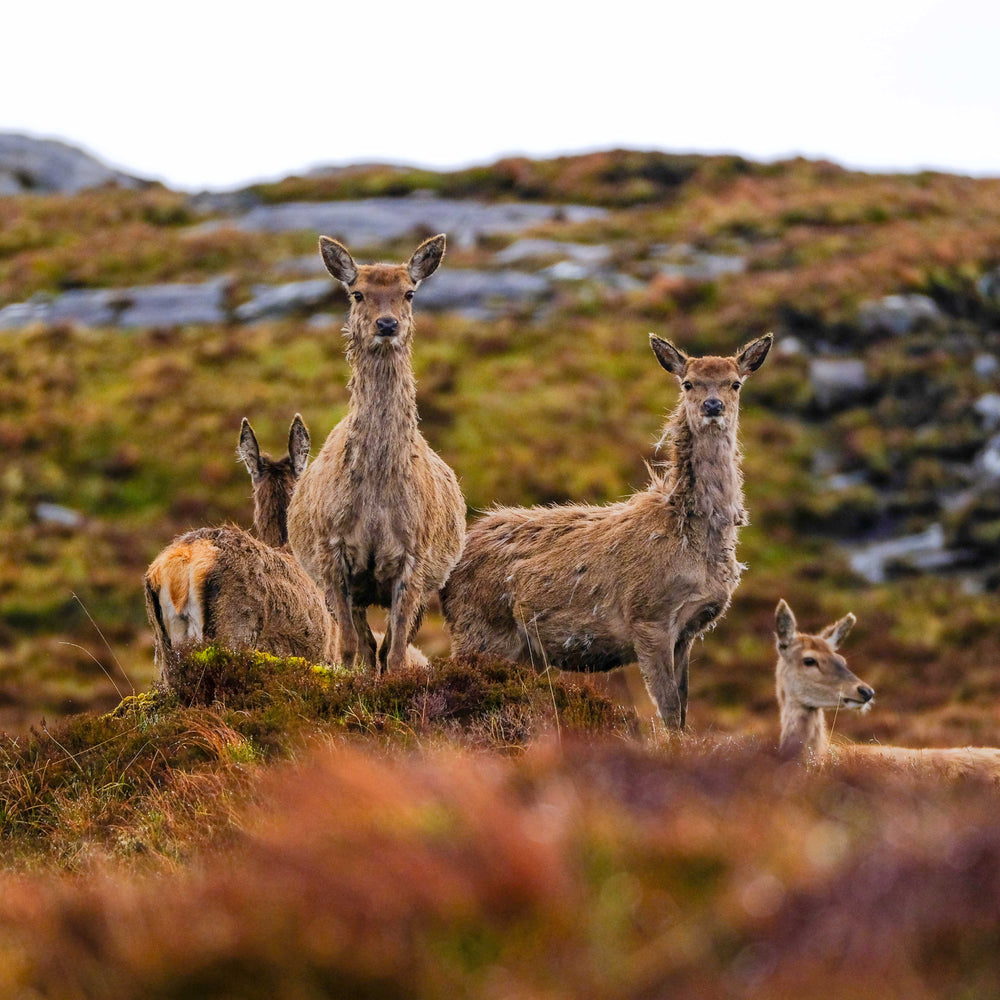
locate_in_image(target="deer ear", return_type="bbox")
[319,236,358,286]
[408,234,446,282]
[237,418,262,481]
[775,599,797,648]
[820,612,856,650]
[288,414,311,478]
[649,334,689,377]
[736,332,773,376]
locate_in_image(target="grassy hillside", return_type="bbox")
[2,147,1000,996]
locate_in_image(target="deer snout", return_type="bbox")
[702,397,724,418]
[375,317,399,336]
[857,684,874,703]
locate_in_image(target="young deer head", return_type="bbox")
[318,234,446,353]
[237,414,310,548]
[775,598,875,758]
[650,333,773,433]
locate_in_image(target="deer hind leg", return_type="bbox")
[633,623,683,729]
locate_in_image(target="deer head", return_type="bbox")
[237,414,311,547]
[775,599,874,713]
[649,333,772,433]
[319,234,446,354]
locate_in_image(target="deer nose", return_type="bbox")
[857,685,874,703]
[702,398,724,417]
[375,317,399,336]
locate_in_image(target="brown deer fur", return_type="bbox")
[775,600,1000,775]
[287,235,465,675]
[146,416,336,683]
[442,333,773,728]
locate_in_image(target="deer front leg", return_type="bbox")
[352,605,378,675]
[385,563,422,674]
[327,546,360,669]
[633,622,684,729]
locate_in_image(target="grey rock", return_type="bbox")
[978,267,1000,302]
[229,197,606,247]
[235,279,333,322]
[858,293,942,335]
[34,502,85,529]
[973,393,1000,430]
[495,239,612,268]
[976,433,1000,480]
[415,269,550,312]
[809,358,868,410]
[0,133,144,194]
[848,523,946,584]
[0,279,229,329]
[776,335,804,356]
[653,243,746,281]
[974,353,1000,379]
[544,261,590,281]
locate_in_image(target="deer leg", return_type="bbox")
[673,602,723,729]
[633,624,683,729]
[326,553,358,669]
[386,567,422,674]
[352,605,378,675]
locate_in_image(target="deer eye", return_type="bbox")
[682,381,693,391]
[404,290,415,301]
[803,656,818,667]
[352,291,364,302]
[732,381,742,390]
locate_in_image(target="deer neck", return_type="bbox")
[253,491,289,548]
[659,412,745,551]
[777,681,829,759]
[345,341,419,477]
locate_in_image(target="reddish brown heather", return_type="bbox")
[287,235,465,675]
[443,333,772,729]
[775,599,1000,775]
[144,416,337,683]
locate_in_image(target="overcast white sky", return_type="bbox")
[3,0,997,190]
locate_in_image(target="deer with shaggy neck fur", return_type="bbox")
[775,600,1000,775]
[442,332,772,728]
[145,417,337,682]
[287,235,465,676]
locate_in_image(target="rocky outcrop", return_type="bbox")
[0,280,229,329]
[223,197,606,247]
[0,133,144,194]
[858,294,942,335]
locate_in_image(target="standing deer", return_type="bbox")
[443,332,773,728]
[145,416,336,683]
[287,235,466,676]
[774,599,1000,774]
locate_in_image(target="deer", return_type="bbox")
[774,599,1000,775]
[442,332,773,729]
[286,235,466,677]
[145,415,335,684]
[145,416,426,686]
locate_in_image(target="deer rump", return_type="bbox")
[145,526,332,663]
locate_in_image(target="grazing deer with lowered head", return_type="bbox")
[287,235,465,676]
[145,416,336,683]
[442,332,773,728]
[775,599,1000,775]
